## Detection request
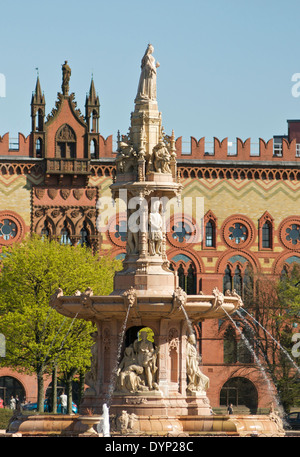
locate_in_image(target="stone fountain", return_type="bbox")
[8,45,285,437]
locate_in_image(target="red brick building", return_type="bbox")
[0,63,299,412]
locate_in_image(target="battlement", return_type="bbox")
[175,136,300,162]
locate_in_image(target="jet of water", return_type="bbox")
[237,308,300,376]
[106,304,131,407]
[221,306,284,416]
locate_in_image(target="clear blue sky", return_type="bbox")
[1,0,300,148]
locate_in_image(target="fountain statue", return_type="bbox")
[8,45,285,437]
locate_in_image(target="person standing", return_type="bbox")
[59,390,67,414]
[227,403,234,415]
[9,395,16,410]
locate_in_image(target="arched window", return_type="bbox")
[79,221,90,248]
[223,265,232,293]
[233,265,242,296]
[0,376,26,407]
[170,255,197,295]
[35,138,42,157]
[205,220,215,247]
[90,139,96,159]
[262,221,272,248]
[60,221,71,245]
[41,220,50,239]
[220,377,258,414]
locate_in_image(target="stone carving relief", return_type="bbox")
[110,410,139,435]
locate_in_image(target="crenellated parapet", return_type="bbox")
[176,135,300,162]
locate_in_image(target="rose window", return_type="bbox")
[285,224,300,245]
[172,221,192,243]
[228,223,248,245]
[0,219,17,241]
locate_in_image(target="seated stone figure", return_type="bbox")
[152,140,171,173]
[116,330,159,393]
[116,142,138,174]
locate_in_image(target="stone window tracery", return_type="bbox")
[279,217,300,251]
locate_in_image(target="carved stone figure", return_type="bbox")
[115,142,138,174]
[62,60,71,95]
[148,200,163,256]
[135,44,160,102]
[152,140,171,173]
[127,209,139,254]
[116,330,158,393]
[186,334,210,394]
[116,346,144,393]
[133,330,158,390]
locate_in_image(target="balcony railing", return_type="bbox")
[46,158,91,175]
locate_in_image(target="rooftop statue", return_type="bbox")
[62,60,71,96]
[135,44,160,102]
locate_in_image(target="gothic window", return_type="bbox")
[223,265,232,293]
[79,221,90,248]
[0,212,24,246]
[223,259,254,306]
[90,139,97,159]
[233,265,242,296]
[170,254,197,295]
[262,221,271,248]
[60,221,72,245]
[35,138,42,158]
[205,220,215,247]
[56,124,76,159]
[41,221,50,239]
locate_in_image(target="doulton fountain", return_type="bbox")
[9,45,285,437]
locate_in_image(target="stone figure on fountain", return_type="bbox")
[186,334,210,394]
[135,44,160,102]
[116,330,159,393]
[116,141,138,174]
[152,139,172,174]
[148,200,163,256]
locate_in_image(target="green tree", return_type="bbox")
[0,235,121,412]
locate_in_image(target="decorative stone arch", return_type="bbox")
[272,251,300,276]
[216,250,260,275]
[278,216,300,251]
[167,248,203,294]
[34,214,56,238]
[220,214,256,250]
